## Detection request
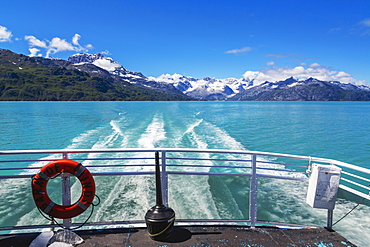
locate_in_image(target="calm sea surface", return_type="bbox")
[0,101,369,246]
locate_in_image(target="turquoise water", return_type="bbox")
[0,101,369,246]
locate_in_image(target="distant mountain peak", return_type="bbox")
[69,52,105,60]
[68,53,121,72]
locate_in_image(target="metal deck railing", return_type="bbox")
[0,148,369,233]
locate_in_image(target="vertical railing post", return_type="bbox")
[161,151,169,206]
[249,154,258,228]
[62,152,72,229]
[327,209,333,230]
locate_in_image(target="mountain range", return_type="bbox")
[0,49,191,101]
[1,48,370,101]
[68,52,370,101]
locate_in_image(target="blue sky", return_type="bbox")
[1,0,369,85]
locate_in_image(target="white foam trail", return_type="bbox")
[175,118,210,171]
[82,122,127,167]
[69,128,103,148]
[90,175,153,222]
[90,114,169,221]
[110,120,124,137]
[169,175,220,219]
[137,114,166,148]
[161,118,220,219]
[201,121,244,150]
[184,119,203,134]
[164,119,217,217]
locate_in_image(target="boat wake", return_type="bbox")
[1,107,369,246]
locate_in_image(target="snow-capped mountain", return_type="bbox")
[148,74,254,100]
[68,53,147,82]
[150,74,370,100]
[230,77,370,101]
[67,53,370,101]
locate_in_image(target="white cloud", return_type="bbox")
[243,63,367,86]
[359,18,370,27]
[309,63,321,68]
[72,34,93,50]
[265,53,298,59]
[266,61,275,66]
[47,37,76,57]
[329,27,341,33]
[25,35,48,48]
[225,46,252,54]
[24,33,93,57]
[28,48,42,57]
[0,25,12,42]
[358,18,370,35]
[100,50,111,55]
[72,33,81,46]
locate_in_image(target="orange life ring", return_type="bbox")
[31,159,96,219]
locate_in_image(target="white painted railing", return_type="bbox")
[0,148,369,232]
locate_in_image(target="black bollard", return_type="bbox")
[145,151,175,241]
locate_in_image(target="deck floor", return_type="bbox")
[0,225,356,247]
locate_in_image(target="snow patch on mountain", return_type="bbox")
[92,58,120,72]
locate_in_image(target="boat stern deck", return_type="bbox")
[0,225,356,247]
